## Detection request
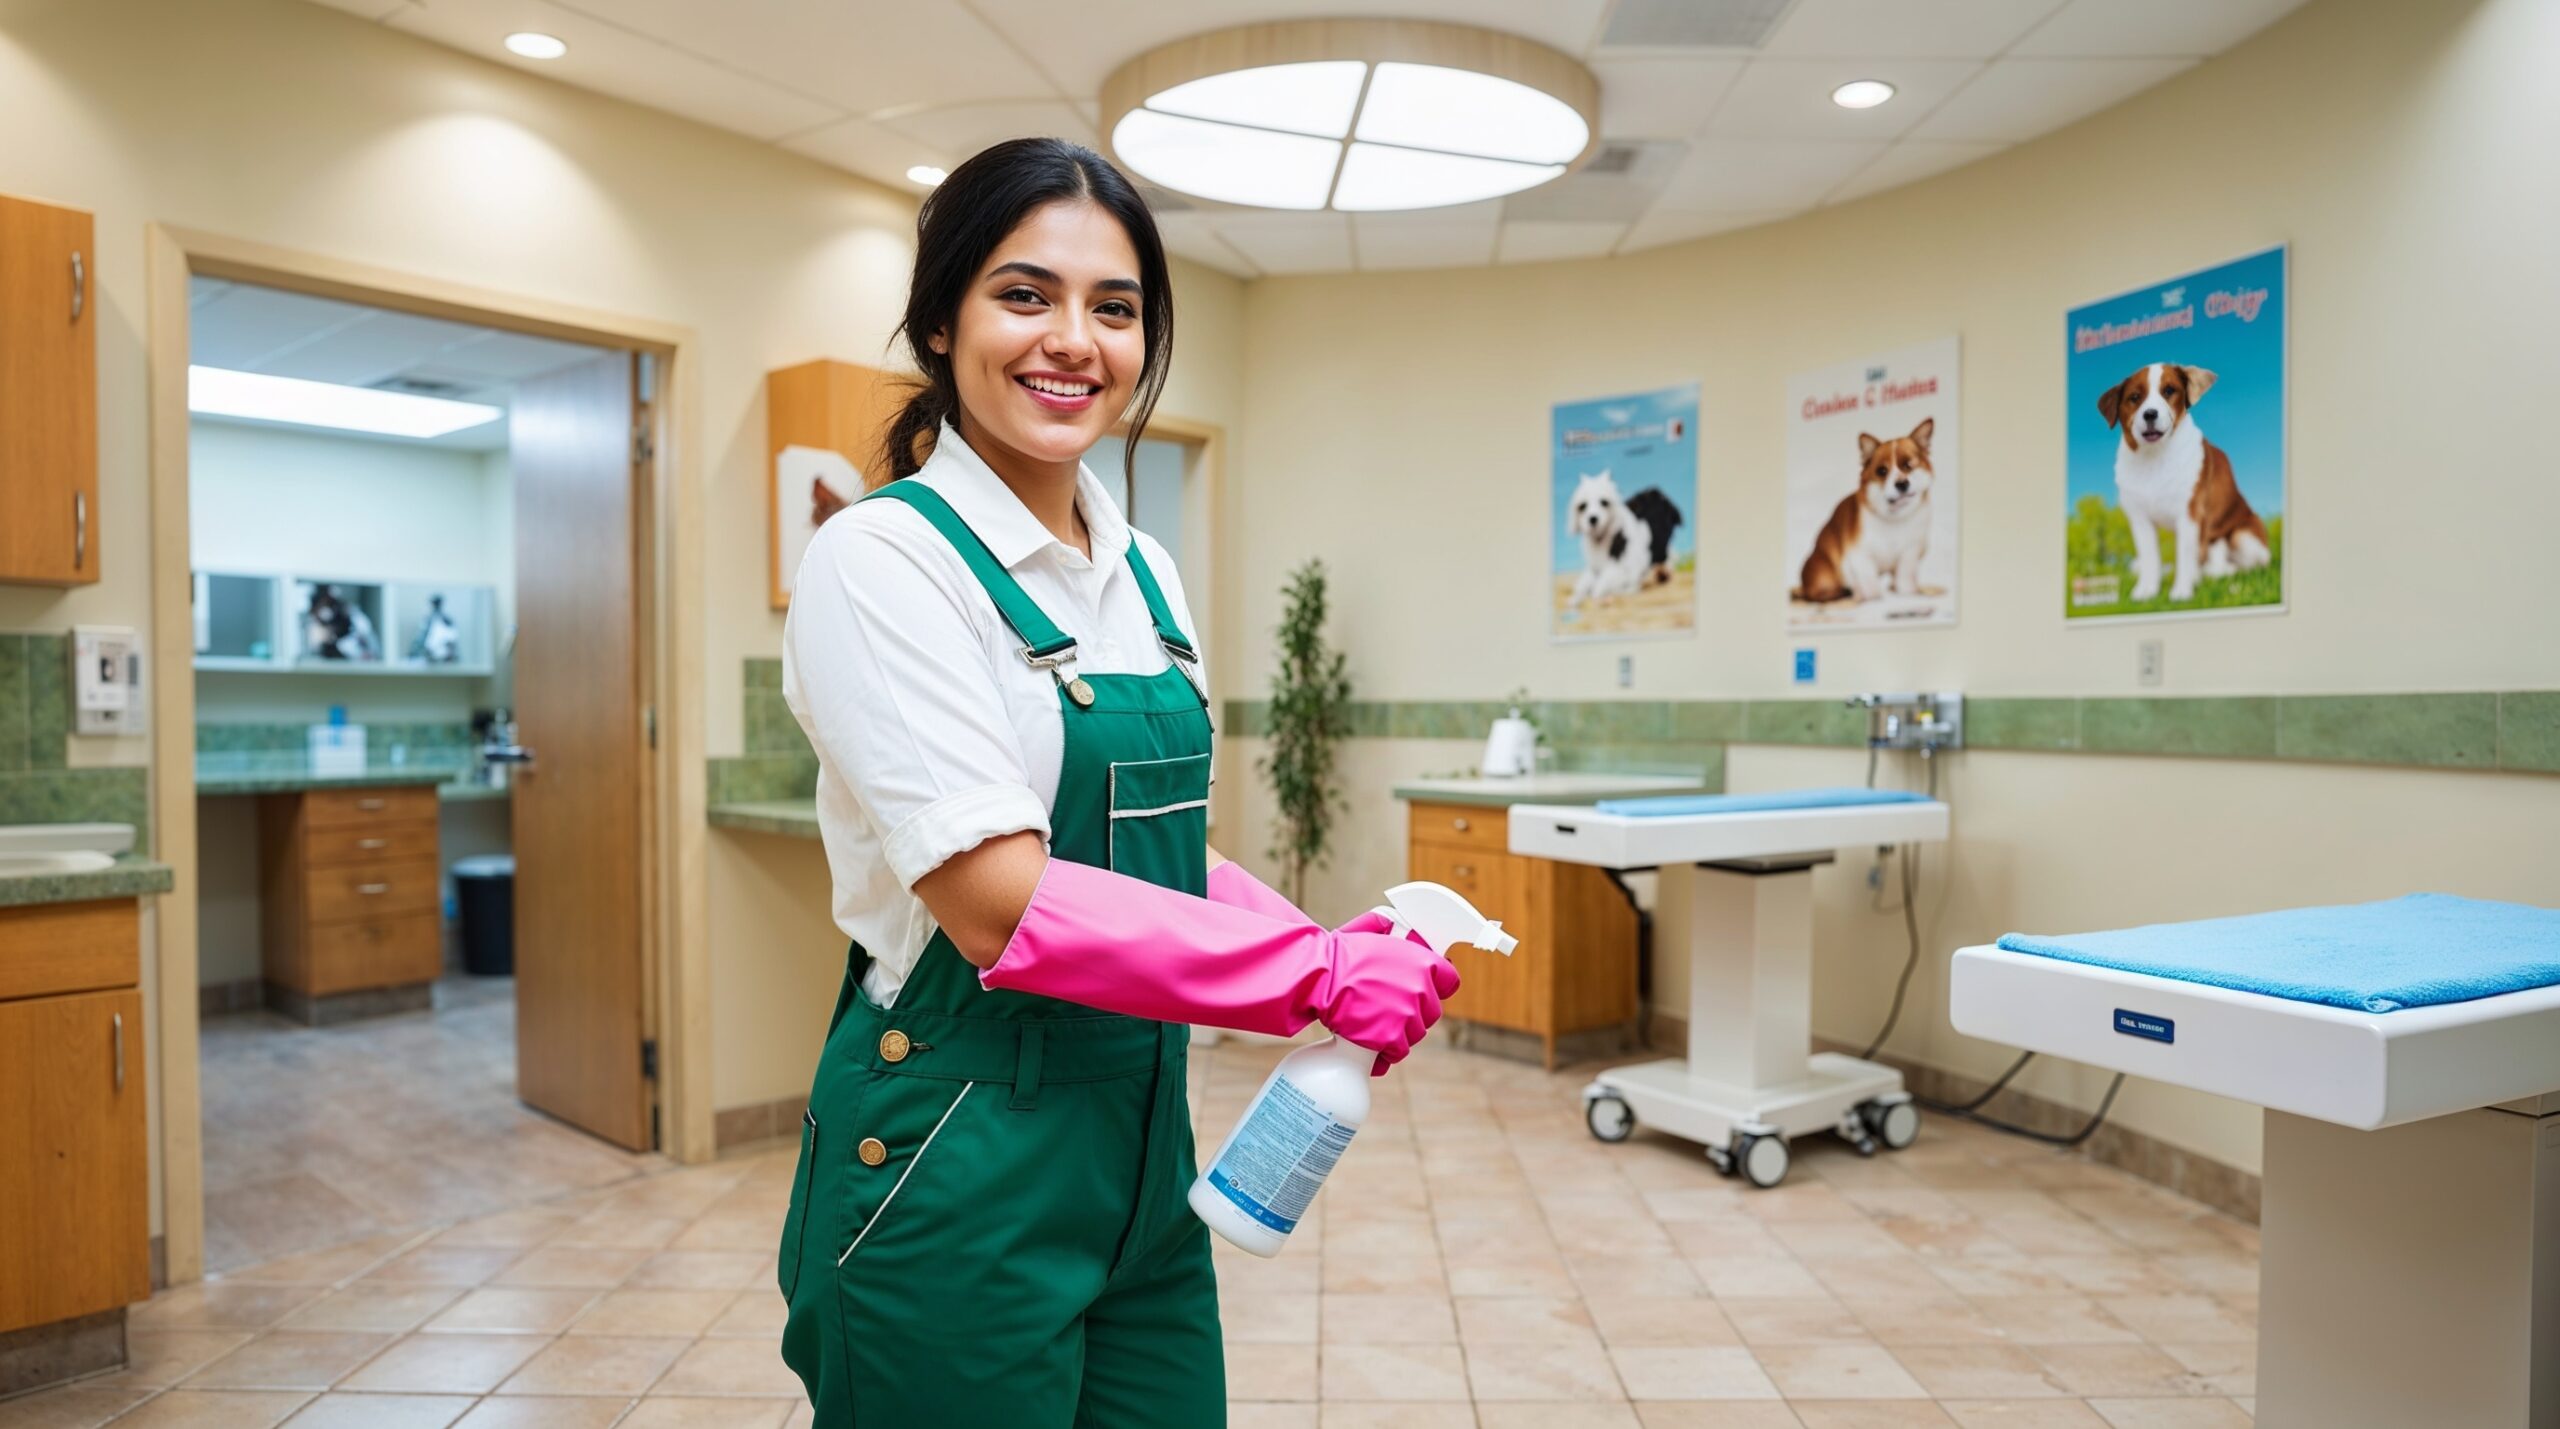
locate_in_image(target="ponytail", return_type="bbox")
[874,378,952,488]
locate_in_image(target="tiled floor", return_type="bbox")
[5,1033,2261,1427]
[198,975,662,1274]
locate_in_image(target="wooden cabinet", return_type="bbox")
[0,193,98,586]
[0,900,150,1335]
[260,786,444,1007]
[1406,800,1639,1068]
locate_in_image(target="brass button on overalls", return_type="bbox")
[878,1029,911,1063]
[857,1137,887,1167]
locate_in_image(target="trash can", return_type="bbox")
[451,854,516,977]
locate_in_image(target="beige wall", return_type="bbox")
[1215,0,2560,1176]
[0,0,1248,1231]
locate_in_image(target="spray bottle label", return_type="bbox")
[1203,1075,1357,1234]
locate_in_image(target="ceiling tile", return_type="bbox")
[1910,57,2196,143]
[1704,58,1982,142]
[1151,213,1259,278]
[1353,204,1501,270]
[571,0,1048,119]
[384,0,843,142]
[189,284,378,369]
[1211,212,1354,276]
[880,102,1099,164]
[962,0,1613,98]
[1759,0,2062,58]
[1590,58,1745,139]
[781,115,956,193]
[1618,208,1793,253]
[2012,0,2312,58]
[1654,138,1886,211]
[252,309,499,387]
[1496,220,1627,264]
[1825,139,2009,203]
[1504,140,1685,222]
[434,329,612,382]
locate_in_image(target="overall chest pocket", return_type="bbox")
[1107,751,1211,891]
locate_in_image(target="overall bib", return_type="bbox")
[778,481,1226,1426]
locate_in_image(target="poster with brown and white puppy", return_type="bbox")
[1785,338,1960,631]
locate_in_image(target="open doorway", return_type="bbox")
[156,244,694,1282]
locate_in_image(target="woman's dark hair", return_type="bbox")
[877,137,1175,486]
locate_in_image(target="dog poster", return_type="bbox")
[1551,384,1698,641]
[2065,246,2287,621]
[1786,338,1960,631]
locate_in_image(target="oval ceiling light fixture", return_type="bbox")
[906,165,948,186]
[503,32,568,60]
[1102,21,1597,213]
[1831,79,1896,110]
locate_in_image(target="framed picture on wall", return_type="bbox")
[1551,383,1699,642]
[1786,337,1960,631]
[2064,245,2288,622]
[768,359,904,608]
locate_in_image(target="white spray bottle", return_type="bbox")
[1188,881,1517,1257]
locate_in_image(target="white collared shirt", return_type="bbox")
[782,422,1205,1007]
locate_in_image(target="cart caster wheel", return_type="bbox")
[1850,1135,1879,1157]
[1585,1092,1635,1143]
[1704,1144,1734,1175]
[1861,1098,1920,1151]
[1736,1132,1790,1189]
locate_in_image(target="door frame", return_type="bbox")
[143,225,715,1288]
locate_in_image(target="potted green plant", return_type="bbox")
[1258,559,1353,906]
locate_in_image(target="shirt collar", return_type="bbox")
[918,421,1130,573]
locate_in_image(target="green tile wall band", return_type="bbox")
[0,636,29,773]
[1216,692,2560,776]
[26,635,66,771]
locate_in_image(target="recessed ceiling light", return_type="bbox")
[504,32,568,60]
[1831,79,1896,110]
[1102,20,1596,213]
[189,366,503,440]
[906,165,948,186]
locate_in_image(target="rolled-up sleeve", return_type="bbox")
[784,511,1050,890]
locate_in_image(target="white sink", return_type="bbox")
[0,823,134,878]
[0,850,116,875]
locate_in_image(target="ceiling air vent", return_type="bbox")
[372,376,480,400]
[1583,144,1644,176]
[1599,0,1795,49]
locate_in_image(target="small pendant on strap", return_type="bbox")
[1066,676,1095,708]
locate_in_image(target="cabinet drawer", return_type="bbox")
[0,899,138,1002]
[304,786,437,830]
[1407,801,1509,854]
[305,820,439,868]
[306,912,443,995]
[306,857,440,924]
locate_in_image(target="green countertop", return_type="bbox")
[195,753,509,800]
[0,854,175,909]
[1391,772,1711,807]
[708,799,822,838]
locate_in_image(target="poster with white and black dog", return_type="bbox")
[1786,337,1960,631]
[1551,383,1697,641]
[2064,246,2287,621]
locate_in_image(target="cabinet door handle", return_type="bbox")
[112,1012,124,1092]
[357,882,389,895]
[71,250,85,322]
[73,491,86,570]
[357,798,386,811]
[357,837,388,850]
[1452,817,1471,833]
[1452,864,1474,879]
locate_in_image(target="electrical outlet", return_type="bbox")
[1617,654,1633,688]
[2138,639,2164,687]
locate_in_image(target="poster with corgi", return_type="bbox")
[1786,338,1960,631]
[1552,384,1698,641]
[2065,246,2286,621]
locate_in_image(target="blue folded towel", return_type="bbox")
[1997,893,2560,1013]
[1593,787,1934,817]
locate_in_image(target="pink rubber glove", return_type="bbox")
[1204,859,1316,927]
[981,858,1460,1067]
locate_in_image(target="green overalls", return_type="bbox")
[778,481,1226,1426]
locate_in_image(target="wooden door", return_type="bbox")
[510,354,653,1150]
[0,989,149,1333]
[0,194,98,584]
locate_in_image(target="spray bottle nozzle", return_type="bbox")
[1375,881,1517,957]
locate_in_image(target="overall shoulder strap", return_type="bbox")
[1119,539,1195,660]
[860,481,1075,662]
